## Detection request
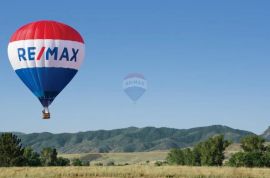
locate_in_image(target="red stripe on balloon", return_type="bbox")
[10,20,84,43]
[37,47,45,60]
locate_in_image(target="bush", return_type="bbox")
[166,149,185,165]
[23,147,41,166]
[94,162,103,166]
[106,160,115,166]
[155,161,163,166]
[57,157,70,166]
[82,161,90,166]
[154,161,167,166]
[72,159,83,166]
[228,151,265,167]
[227,152,246,167]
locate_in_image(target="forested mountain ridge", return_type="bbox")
[1,125,256,153]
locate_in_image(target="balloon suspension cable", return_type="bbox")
[42,107,50,119]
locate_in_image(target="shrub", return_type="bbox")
[106,160,115,166]
[23,147,41,166]
[94,162,103,166]
[57,157,70,166]
[72,159,83,166]
[82,161,90,166]
[155,161,163,166]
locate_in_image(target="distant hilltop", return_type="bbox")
[1,125,264,154]
[261,126,270,140]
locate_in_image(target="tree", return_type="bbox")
[196,135,230,166]
[0,133,71,167]
[182,148,194,165]
[166,148,184,165]
[56,157,70,166]
[228,135,269,167]
[0,133,25,167]
[211,135,231,166]
[199,140,213,166]
[23,147,41,166]
[244,151,264,167]
[40,147,58,166]
[262,151,270,167]
[240,135,265,152]
[166,135,230,166]
[192,144,202,166]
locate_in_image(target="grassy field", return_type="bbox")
[1,165,270,178]
[0,144,267,178]
[59,151,168,165]
[59,143,242,165]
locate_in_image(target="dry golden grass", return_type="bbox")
[59,151,168,165]
[59,143,245,165]
[0,165,270,178]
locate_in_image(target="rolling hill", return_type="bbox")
[7,125,255,153]
[261,126,270,140]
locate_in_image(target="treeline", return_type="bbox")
[0,133,89,167]
[2,132,270,168]
[166,135,230,166]
[227,135,270,167]
[167,134,270,167]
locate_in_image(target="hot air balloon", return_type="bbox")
[123,73,147,102]
[8,20,85,119]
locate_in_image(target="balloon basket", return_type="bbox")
[42,110,50,119]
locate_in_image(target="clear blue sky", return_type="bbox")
[0,0,269,134]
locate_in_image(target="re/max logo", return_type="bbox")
[17,47,79,62]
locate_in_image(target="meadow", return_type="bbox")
[1,165,270,178]
[59,151,168,165]
[0,144,265,178]
[58,143,242,165]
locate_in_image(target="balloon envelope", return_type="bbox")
[8,20,85,118]
[123,73,147,102]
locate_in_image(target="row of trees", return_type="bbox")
[0,133,71,167]
[227,135,270,167]
[166,135,231,166]
[2,132,270,167]
[167,134,270,167]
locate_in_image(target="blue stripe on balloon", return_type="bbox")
[15,67,78,107]
[124,87,146,102]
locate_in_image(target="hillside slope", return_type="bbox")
[8,125,254,153]
[261,126,270,140]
